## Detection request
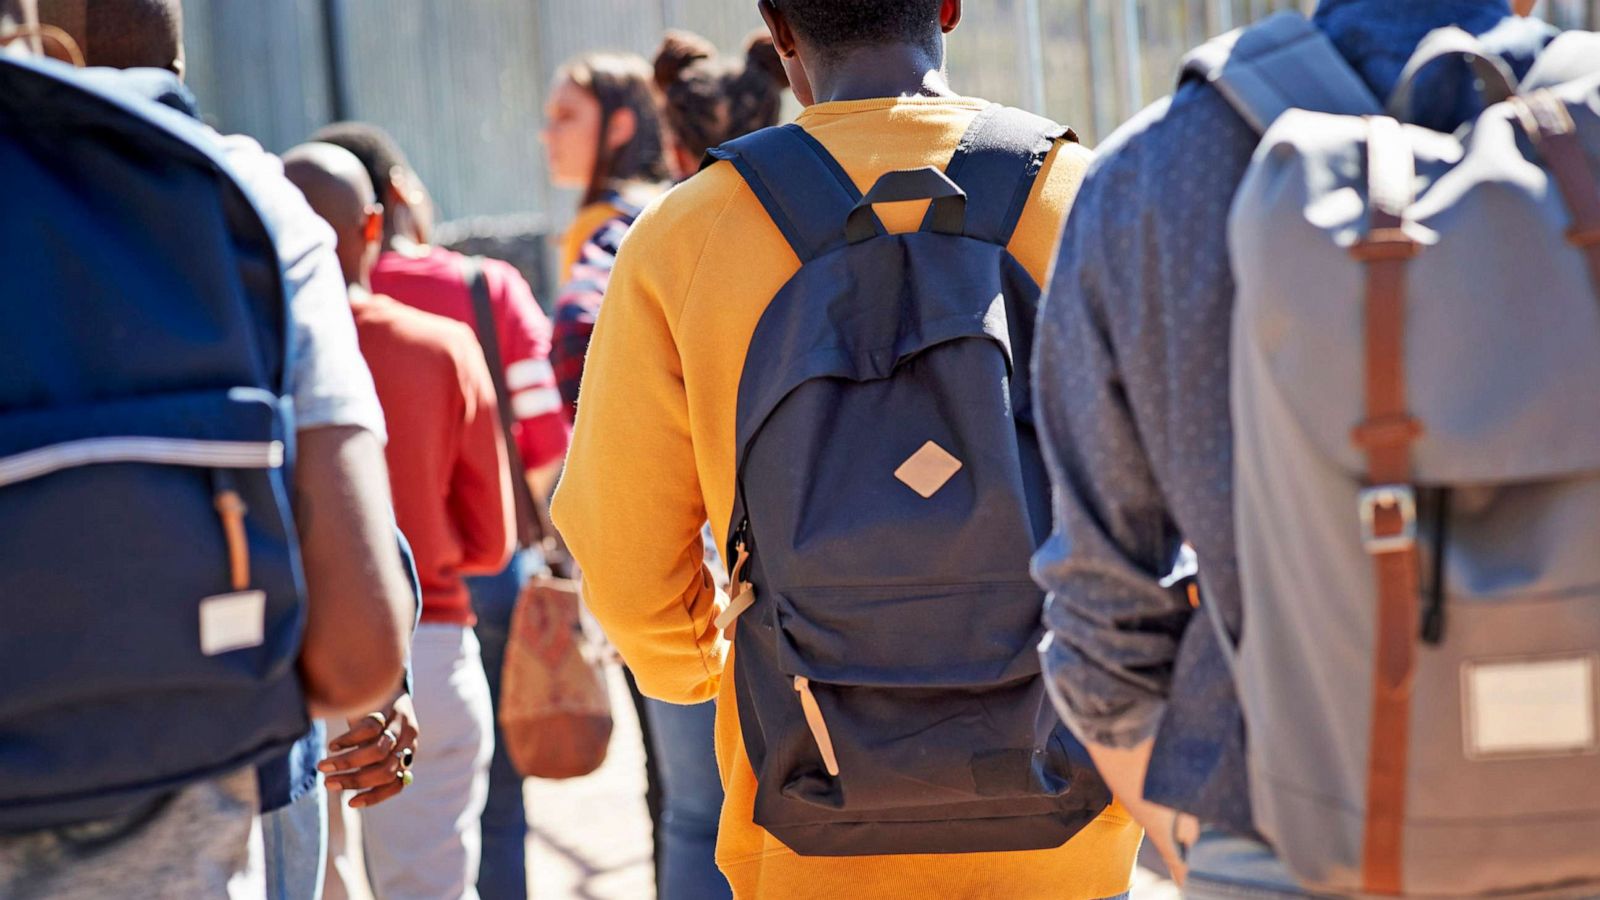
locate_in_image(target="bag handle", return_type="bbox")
[845,167,966,244]
[1386,26,1518,123]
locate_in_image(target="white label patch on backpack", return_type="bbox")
[200,590,267,656]
[1462,655,1598,759]
[894,441,962,499]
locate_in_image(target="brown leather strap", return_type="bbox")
[1514,91,1600,301]
[459,256,545,551]
[1349,116,1423,896]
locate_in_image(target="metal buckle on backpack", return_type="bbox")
[1359,485,1417,555]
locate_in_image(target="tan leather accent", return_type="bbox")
[715,588,756,641]
[1514,91,1600,301]
[1350,116,1423,896]
[214,490,250,592]
[893,440,963,499]
[714,543,753,639]
[793,676,840,776]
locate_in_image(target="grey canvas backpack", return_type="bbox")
[701,108,1113,856]
[1185,12,1600,896]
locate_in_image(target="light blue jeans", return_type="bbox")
[260,780,327,900]
[1183,829,1323,899]
[643,698,730,900]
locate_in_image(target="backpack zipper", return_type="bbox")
[793,675,840,776]
[211,469,251,592]
[1420,487,1451,645]
[714,518,756,639]
[0,436,283,489]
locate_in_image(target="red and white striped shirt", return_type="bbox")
[372,246,569,471]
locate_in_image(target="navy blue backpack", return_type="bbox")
[705,107,1113,855]
[0,56,309,830]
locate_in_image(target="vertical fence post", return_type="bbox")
[320,0,351,121]
[1018,0,1048,114]
[1117,0,1144,121]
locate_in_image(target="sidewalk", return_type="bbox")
[523,667,1178,899]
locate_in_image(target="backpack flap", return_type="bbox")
[1230,100,1600,486]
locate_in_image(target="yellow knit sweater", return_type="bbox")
[552,96,1141,900]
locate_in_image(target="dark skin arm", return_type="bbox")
[294,425,414,718]
[320,691,420,808]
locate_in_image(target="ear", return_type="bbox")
[386,166,418,209]
[606,106,637,154]
[941,0,962,33]
[758,0,798,60]
[363,205,385,244]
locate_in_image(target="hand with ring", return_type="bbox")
[320,691,420,809]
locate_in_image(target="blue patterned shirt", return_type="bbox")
[1033,0,1553,835]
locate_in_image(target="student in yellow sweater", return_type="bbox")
[551,1,1142,897]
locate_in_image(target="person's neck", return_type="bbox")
[806,43,956,105]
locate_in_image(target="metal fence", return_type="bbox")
[182,0,1600,230]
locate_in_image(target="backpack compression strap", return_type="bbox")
[704,124,880,262]
[1180,10,1381,134]
[922,105,1076,247]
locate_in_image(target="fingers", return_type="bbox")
[329,712,387,752]
[318,728,398,775]
[324,750,402,793]
[347,779,405,809]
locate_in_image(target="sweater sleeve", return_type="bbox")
[449,328,516,576]
[549,208,725,705]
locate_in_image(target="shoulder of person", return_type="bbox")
[212,131,338,268]
[371,296,478,364]
[624,164,746,250]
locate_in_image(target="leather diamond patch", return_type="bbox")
[894,441,962,498]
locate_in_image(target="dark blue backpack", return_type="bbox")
[705,106,1112,856]
[0,56,309,831]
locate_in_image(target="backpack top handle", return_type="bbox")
[1386,26,1519,124]
[844,167,966,244]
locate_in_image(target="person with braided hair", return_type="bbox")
[654,29,791,180]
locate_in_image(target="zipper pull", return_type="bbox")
[713,539,755,640]
[793,675,840,776]
[214,487,251,592]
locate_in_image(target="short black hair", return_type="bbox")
[37,0,182,72]
[774,0,943,54]
[309,121,414,201]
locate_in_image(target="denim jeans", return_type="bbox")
[1183,829,1323,899]
[643,698,729,900]
[469,551,533,900]
[260,779,327,900]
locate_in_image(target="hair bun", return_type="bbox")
[654,30,715,89]
[743,31,790,89]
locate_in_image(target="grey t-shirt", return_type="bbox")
[217,133,387,440]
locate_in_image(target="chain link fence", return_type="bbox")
[182,1,1599,236]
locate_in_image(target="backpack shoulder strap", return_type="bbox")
[1180,10,1381,134]
[458,255,542,548]
[924,104,1077,247]
[704,124,874,261]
